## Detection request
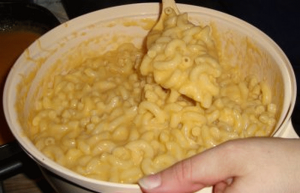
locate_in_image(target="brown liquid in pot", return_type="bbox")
[0,31,40,145]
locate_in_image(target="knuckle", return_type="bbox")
[174,159,194,183]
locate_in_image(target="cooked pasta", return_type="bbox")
[25,8,277,184]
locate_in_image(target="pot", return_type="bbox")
[0,1,60,144]
[3,3,298,193]
[0,0,60,186]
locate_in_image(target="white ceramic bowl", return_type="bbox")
[3,3,298,193]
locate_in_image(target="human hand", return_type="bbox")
[138,137,300,193]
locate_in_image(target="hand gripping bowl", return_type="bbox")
[3,3,298,193]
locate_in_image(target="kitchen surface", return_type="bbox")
[3,174,55,193]
[1,0,300,193]
[1,141,56,193]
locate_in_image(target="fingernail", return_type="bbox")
[226,177,233,185]
[138,174,161,190]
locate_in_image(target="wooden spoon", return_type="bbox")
[146,0,180,48]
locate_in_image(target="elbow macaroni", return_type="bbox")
[26,9,277,184]
[141,10,221,108]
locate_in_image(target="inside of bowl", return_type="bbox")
[186,11,290,135]
[14,14,153,138]
[15,9,291,139]
[207,18,287,135]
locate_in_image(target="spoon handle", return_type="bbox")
[146,0,180,48]
[162,0,179,14]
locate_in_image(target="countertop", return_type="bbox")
[3,174,55,193]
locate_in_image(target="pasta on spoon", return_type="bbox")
[141,7,220,108]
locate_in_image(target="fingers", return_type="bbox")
[139,138,300,193]
[139,158,208,193]
[213,181,229,193]
[139,139,248,193]
[138,157,207,193]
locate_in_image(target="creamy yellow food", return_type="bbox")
[25,9,276,183]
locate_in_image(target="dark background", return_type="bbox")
[61,0,300,134]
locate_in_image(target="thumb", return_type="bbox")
[138,140,247,193]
